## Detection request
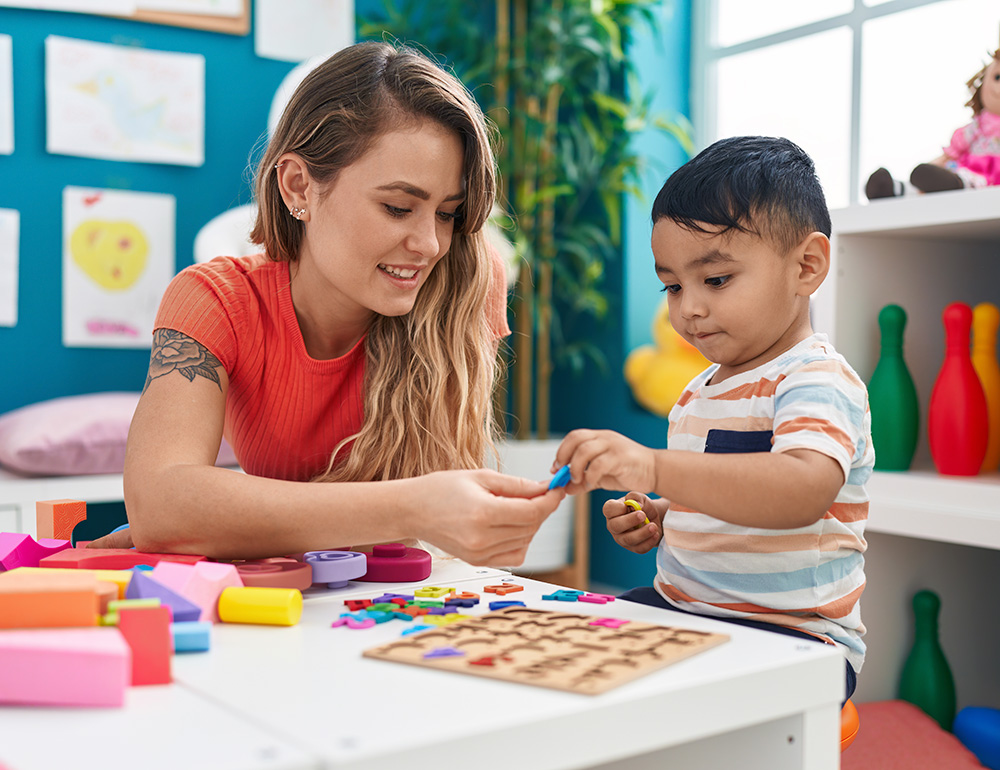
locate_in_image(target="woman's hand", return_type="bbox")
[602,493,665,554]
[409,469,565,566]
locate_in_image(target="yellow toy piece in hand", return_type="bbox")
[625,297,709,417]
[625,498,650,526]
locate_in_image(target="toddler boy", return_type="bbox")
[554,136,873,699]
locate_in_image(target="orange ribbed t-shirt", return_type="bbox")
[155,253,510,482]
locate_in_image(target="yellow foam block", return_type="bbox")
[217,586,302,626]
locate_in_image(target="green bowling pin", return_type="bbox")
[899,590,956,731]
[868,305,920,470]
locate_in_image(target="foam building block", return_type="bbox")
[0,627,131,707]
[151,560,243,623]
[0,568,100,629]
[359,543,432,582]
[125,569,202,622]
[39,547,206,571]
[9,566,133,599]
[171,621,212,653]
[235,558,313,590]
[35,499,88,542]
[217,586,303,626]
[117,605,172,686]
[0,533,71,571]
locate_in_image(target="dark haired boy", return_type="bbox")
[554,136,873,700]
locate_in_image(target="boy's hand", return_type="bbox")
[552,429,657,494]
[603,493,661,554]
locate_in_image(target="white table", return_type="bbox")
[0,560,844,770]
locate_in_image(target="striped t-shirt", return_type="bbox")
[656,333,873,672]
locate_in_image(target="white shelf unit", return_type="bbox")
[814,186,1000,551]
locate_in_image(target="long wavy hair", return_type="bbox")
[250,41,502,481]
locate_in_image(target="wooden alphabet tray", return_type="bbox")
[363,606,729,695]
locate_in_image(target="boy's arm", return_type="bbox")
[555,429,843,530]
[648,446,843,529]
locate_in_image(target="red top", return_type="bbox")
[155,253,510,481]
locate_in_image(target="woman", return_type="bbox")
[101,41,561,564]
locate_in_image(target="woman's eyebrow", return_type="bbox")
[376,181,465,202]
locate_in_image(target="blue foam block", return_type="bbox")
[172,621,212,653]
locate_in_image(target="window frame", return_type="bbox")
[691,0,954,206]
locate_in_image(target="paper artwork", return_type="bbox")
[45,35,204,166]
[254,0,354,63]
[62,187,175,348]
[0,1,136,12]
[0,34,12,155]
[0,208,18,327]
[136,0,242,15]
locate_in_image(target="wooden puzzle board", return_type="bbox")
[363,607,729,695]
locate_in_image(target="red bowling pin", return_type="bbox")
[928,302,988,475]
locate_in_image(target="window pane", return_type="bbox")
[713,0,852,47]
[715,28,853,208]
[859,0,1000,198]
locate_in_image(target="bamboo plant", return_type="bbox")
[360,0,692,439]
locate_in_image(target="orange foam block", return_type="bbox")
[117,605,172,686]
[0,627,131,707]
[35,499,88,541]
[0,532,71,571]
[151,560,242,623]
[38,547,206,571]
[10,566,133,600]
[0,568,100,629]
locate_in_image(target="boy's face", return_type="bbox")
[651,218,814,382]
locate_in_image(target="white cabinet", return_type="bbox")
[815,186,1000,550]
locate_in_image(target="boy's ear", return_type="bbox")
[793,232,830,296]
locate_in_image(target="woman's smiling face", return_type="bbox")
[297,119,466,323]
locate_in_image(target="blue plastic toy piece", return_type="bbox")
[548,464,572,490]
[954,707,1000,770]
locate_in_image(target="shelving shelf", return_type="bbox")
[815,187,1000,552]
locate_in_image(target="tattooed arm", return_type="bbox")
[120,329,563,564]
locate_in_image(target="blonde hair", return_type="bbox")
[250,41,502,481]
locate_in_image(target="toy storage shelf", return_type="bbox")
[814,186,1000,551]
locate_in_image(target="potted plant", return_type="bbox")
[360,1,691,581]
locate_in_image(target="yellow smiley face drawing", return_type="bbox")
[70,219,149,291]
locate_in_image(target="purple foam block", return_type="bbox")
[126,568,203,623]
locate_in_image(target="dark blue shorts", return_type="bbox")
[618,586,857,704]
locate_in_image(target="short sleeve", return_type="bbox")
[770,358,869,481]
[154,258,244,372]
[944,121,975,160]
[485,243,512,339]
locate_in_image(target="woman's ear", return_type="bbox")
[274,154,312,222]
[794,231,831,296]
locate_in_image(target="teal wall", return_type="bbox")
[0,9,294,414]
[550,0,691,592]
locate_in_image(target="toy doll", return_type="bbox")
[866,48,1000,198]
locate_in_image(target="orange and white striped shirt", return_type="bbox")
[657,333,873,672]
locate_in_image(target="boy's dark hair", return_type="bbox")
[652,136,831,254]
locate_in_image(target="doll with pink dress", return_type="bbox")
[866,48,1000,198]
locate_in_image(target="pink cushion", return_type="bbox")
[0,393,237,476]
[842,700,985,769]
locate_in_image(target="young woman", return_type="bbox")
[100,42,562,564]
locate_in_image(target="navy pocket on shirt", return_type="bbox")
[705,429,774,454]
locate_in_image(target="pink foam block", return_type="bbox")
[0,627,131,707]
[151,560,243,623]
[0,533,71,571]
